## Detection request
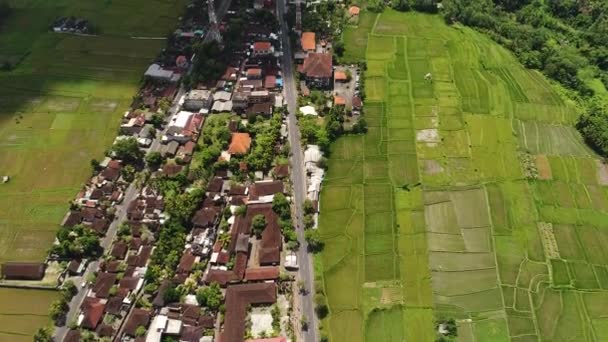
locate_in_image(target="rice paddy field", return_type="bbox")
[0,288,59,341]
[0,0,186,263]
[0,0,186,337]
[317,8,608,342]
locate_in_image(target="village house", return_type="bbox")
[183,89,213,112]
[301,32,316,52]
[300,53,333,88]
[252,41,273,57]
[228,132,252,155]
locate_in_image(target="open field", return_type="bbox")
[0,288,59,341]
[320,8,608,342]
[0,0,186,264]
[0,0,186,331]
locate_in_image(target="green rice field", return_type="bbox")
[0,288,59,341]
[318,8,608,342]
[0,0,186,336]
[0,0,185,264]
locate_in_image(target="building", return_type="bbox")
[247,102,273,117]
[301,32,316,52]
[1,262,45,280]
[334,70,348,82]
[300,53,333,88]
[349,5,360,17]
[228,133,252,155]
[253,41,273,57]
[144,64,180,82]
[183,90,213,111]
[220,283,277,342]
[246,68,263,80]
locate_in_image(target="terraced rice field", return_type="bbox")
[318,8,608,342]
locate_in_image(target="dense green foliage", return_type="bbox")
[246,113,283,171]
[251,214,267,238]
[189,41,226,86]
[146,219,187,282]
[436,0,608,156]
[51,224,102,259]
[196,282,223,311]
[109,137,144,165]
[0,2,11,27]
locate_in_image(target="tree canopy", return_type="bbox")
[196,282,223,311]
[109,137,144,165]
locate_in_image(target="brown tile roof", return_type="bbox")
[273,164,289,178]
[221,283,277,342]
[62,210,82,227]
[65,330,80,342]
[105,296,124,315]
[91,217,110,234]
[208,177,224,193]
[352,96,362,108]
[119,276,139,291]
[178,251,196,274]
[1,262,45,280]
[110,241,128,259]
[152,280,170,307]
[244,266,280,281]
[100,166,120,182]
[301,32,316,51]
[124,308,151,337]
[247,102,273,116]
[229,185,247,196]
[181,325,205,342]
[92,272,117,298]
[67,260,81,274]
[248,181,284,199]
[191,207,220,228]
[228,133,252,155]
[302,53,332,79]
[137,245,153,267]
[163,163,184,177]
[96,323,115,337]
[264,75,276,89]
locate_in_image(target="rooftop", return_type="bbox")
[228,133,252,155]
[301,32,316,51]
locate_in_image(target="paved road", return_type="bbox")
[277,1,318,341]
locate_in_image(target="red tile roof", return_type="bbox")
[334,95,346,106]
[349,5,360,15]
[253,41,272,51]
[334,71,347,81]
[228,133,252,155]
[82,299,105,329]
[244,267,280,281]
[301,32,316,51]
